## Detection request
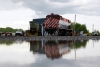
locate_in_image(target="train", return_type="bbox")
[25,18,45,36]
[26,13,72,36]
[43,13,72,36]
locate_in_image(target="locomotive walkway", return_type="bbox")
[0,36,99,41]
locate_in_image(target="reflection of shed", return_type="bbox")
[44,40,72,60]
[30,41,45,54]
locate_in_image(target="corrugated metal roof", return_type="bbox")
[33,18,46,24]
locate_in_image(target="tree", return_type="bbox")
[71,22,89,33]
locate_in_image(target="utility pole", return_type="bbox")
[41,24,44,36]
[74,14,76,35]
[92,25,94,48]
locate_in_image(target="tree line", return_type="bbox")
[0,23,99,34]
[71,22,100,35]
[0,27,23,32]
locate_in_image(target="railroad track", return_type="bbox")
[0,36,100,41]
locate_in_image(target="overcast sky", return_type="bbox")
[0,0,100,32]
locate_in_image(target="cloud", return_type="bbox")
[0,0,39,30]
[0,0,24,10]
[10,0,100,16]
[49,0,70,3]
[0,0,99,31]
[1,0,100,16]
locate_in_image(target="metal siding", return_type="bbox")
[33,18,46,24]
[44,18,59,28]
[43,14,71,29]
[59,20,69,29]
[61,18,71,23]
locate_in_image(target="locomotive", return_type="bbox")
[43,13,72,36]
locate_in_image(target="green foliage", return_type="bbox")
[96,30,100,35]
[71,22,89,33]
[71,40,88,49]
[0,27,24,32]
[0,41,14,45]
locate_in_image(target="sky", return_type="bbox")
[0,0,100,32]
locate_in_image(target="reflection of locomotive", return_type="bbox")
[44,40,72,60]
[26,18,45,36]
[30,40,72,60]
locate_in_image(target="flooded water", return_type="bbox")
[0,39,100,67]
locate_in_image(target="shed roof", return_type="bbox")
[32,18,46,24]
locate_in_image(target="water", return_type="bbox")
[0,39,100,67]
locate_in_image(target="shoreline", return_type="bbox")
[0,36,99,41]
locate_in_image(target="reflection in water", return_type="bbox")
[29,40,88,60]
[14,40,23,43]
[30,40,72,60]
[0,40,24,45]
[1,39,100,67]
[0,39,89,61]
[30,41,45,54]
[0,40,15,45]
[72,40,88,49]
[44,40,72,60]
